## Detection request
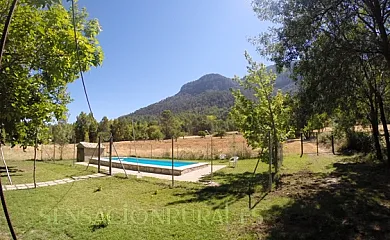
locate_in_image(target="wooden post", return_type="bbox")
[109,136,113,175]
[98,136,101,173]
[210,135,213,183]
[268,131,272,192]
[171,137,174,187]
[53,142,56,161]
[331,134,335,155]
[73,141,76,163]
[316,132,319,156]
[300,133,303,158]
[206,143,209,160]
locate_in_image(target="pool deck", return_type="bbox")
[76,162,226,182]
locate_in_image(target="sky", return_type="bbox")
[67,0,273,122]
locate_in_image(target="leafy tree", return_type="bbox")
[214,130,226,139]
[147,125,164,141]
[75,112,89,142]
[111,118,127,141]
[0,1,103,147]
[160,110,179,139]
[231,52,292,173]
[88,115,98,142]
[52,119,73,160]
[198,130,207,138]
[252,0,390,162]
[98,116,111,140]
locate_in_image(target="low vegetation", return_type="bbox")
[1,153,388,239]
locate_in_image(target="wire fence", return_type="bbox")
[0,135,261,161]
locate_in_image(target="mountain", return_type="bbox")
[121,66,295,120]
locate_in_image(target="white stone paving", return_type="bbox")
[2,173,107,191]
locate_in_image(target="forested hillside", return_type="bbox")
[122,66,294,120]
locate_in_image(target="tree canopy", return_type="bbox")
[0,0,103,146]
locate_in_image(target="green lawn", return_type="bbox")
[0,160,97,184]
[0,154,388,239]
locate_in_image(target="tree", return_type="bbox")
[111,118,126,141]
[98,116,111,140]
[147,125,164,141]
[160,110,179,139]
[75,112,89,142]
[0,0,103,147]
[231,52,292,173]
[198,130,207,138]
[52,119,73,160]
[252,0,390,163]
[88,114,98,142]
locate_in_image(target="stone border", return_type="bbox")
[90,158,208,176]
[2,173,107,191]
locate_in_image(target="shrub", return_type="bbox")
[198,131,206,138]
[318,132,332,146]
[214,130,226,139]
[339,131,373,154]
[91,212,111,231]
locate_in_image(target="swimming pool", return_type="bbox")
[112,157,196,167]
[90,157,208,175]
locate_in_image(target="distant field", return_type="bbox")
[1,133,322,161]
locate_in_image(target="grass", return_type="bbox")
[0,160,97,184]
[0,153,389,239]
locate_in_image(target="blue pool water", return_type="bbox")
[112,157,197,167]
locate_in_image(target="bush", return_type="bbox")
[214,130,226,139]
[339,131,373,154]
[91,212,111,231]
[198,131,206,138]
[318,132,332,145]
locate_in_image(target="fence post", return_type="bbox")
[268,131,272,192]
[98,136,101,173]
[171,137,174,187]
[300,133,303,158]
[331,134,335,155]
[109,136,113,175]
[316,132,319,156]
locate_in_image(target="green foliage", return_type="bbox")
[147,125,164,141]
[160,110,180,139]
[214,130,226,139]
[91,212,111,231]
[198,130,206,138]
[231,52,292,151]
[339,132,374,154]
[252,0,390,162]
[97,116,111,140]
[52,119,73,159]
[0,0,103,147]
[75,112,97,142]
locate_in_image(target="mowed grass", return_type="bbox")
[0,160,97,184]
[0,153,371,240]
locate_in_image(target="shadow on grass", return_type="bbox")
[0,166,24,177]
[250,159,390,239]
[167,171,269,209]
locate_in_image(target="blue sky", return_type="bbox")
[67,0,272,122]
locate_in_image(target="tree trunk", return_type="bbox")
[369,103,383,161]
[377,94,390,165]
[33,137,37,188]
